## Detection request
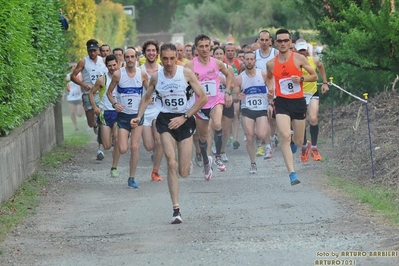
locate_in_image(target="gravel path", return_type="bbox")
[0,135,398,266]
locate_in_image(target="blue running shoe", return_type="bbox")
[290,141,297,153]
[128,177,139,188]
[289,172,300,186]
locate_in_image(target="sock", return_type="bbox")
[173,204,180,215]
[215,129,223,155]
[111,167,117,171]
[303,128,307,146]
[199,140,209,164]
[310,124,319,146]
[152,168,158,173]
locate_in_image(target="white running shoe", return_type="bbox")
[249,163,257,174]
[221,153,228,162]
[204,156,213,181]
[214,156,226,172]
[264,146,273,160]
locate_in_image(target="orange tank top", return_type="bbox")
[273,52,303,99]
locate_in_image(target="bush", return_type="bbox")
[0,0,67,136]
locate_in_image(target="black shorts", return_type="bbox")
[156,112,196,142]
[222,104,234,119]
[241,108,267,121]
[117,112,138,131]
[274,97,307,120]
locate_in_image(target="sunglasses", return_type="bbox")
[276,39,290,44]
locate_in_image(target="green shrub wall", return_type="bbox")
[0,0,67,136]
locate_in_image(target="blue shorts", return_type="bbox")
[117,112,139,131]
[99,110,118,127]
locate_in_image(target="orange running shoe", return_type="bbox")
[301,141,311,163]
[310,147,322,161]
[151,171,163,181]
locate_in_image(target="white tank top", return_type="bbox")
[98,73,117,111]
[116,67,143,114]
[66,73,82,102]
[155,66,194,113]
[240,69,268,111]
[140,64,161,112]
[81,55,107,94]
[255,48,277,71]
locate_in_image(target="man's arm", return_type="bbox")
[89,76,103,115]
[296,54,318,82]
[233,75,243,103]
[183,68,207,118]
[71,59,90,90]
[216,59,234,108]
[107,70,123,112]
[314,57,329,94]
[265,61,275,118]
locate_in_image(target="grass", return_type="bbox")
[328,175,399,224]
[0,103,93,245]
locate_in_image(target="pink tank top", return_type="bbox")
[193,57,224,109]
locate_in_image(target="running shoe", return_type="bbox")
[249,163,257,174]
[171,212,182,224]
[128,177,140,188]
[195,152,203,167]
[233,140,240,150]
[204,156,213,181]
[96,149,105,160]
[221,152,228,162]
[256,146,265,157]
[289,172,300,186]
[189,160,193,175]
[270,137,276,150]
[243,135,247,142]
[211,142,216,154]
[310,147,323,161]
[227,138,233,147]
[151,171,163,181]
[301,141,311,163]
[214,156,226,172]
[290,141,297,154]
[264,146,273,160]
[110,169,119,178]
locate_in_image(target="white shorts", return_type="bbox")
[143,107,160,126]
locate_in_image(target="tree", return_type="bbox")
[94,0,130,49]
[62,0,97,62]
[292,0,399,96]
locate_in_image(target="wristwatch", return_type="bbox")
[225,90,232,96]
[183,113,189,119]
[300,76,305,82]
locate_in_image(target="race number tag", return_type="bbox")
[201,80,217,96]
[279,78,300,95]
[246,94,266,110]
[120,94,140,111]
[162,92,187,112]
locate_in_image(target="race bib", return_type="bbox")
[161,92,187,112]
[120,94,141,111]
[279,78,300,95]
[201,80,217,96]
[246,94,266,110]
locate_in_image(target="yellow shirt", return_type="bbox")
[138,55,162,66]
[302,57,317,95]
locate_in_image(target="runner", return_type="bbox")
[100,44,111,59]
[224,42,243,150]
[234,51,273,173]
[140,39,164,181]
[107,48,149,188]
[71,39,107,160]
[295,41,329,162]
[214,46,235,162]
[185,34,234,180]
[113,47,125,68]
[255,30,279,157]
[265,29,318,185]
[131,43,207,224]
[89,54,121,178]
[66,63,83,131]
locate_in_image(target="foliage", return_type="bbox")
[0,0,67,136]
[292,0,399,98]
[94,1,130,49]
[62,0,97,62]
[170,0,311,43]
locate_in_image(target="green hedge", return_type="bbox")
[0,0,67,136]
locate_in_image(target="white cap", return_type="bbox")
[295,42,308,51]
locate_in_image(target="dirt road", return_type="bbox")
[0,138,398,266]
